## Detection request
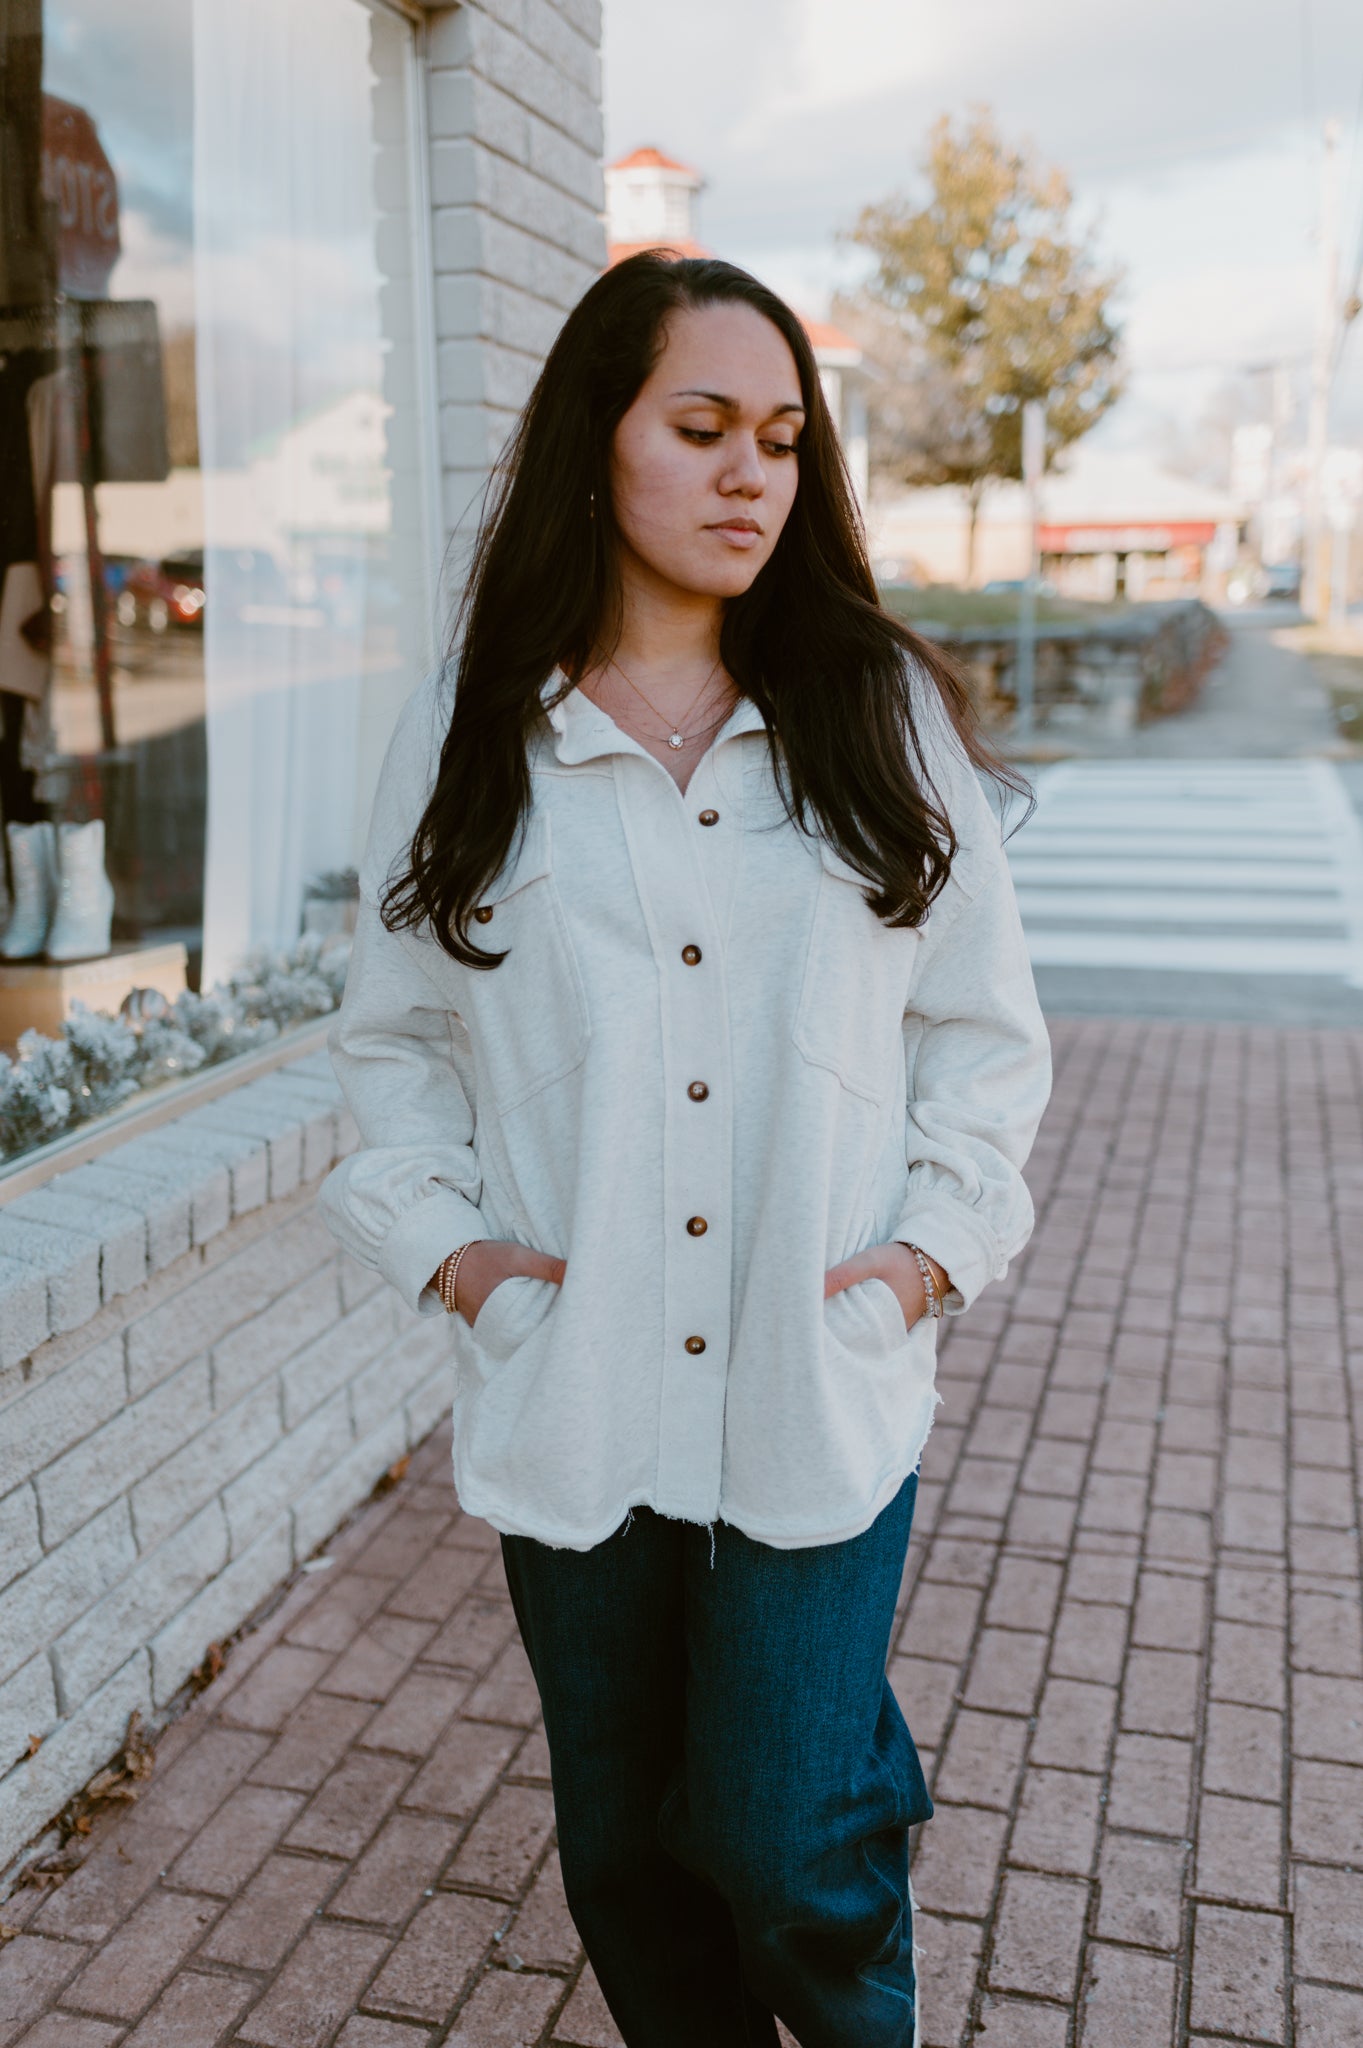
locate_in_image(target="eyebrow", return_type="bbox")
[670,388,806,417]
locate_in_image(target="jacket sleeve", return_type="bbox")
[316,669,493,1316]
[887,684,1052,1313]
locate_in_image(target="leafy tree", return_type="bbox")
[162,327,200,470]
[837,109,1124,581]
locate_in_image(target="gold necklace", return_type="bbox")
[608,653,728,751]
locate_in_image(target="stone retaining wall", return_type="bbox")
[921,600,1229,737]
[0,1049,455,1873]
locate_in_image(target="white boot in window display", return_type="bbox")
[46,820,115,962]
[1,820,57,959]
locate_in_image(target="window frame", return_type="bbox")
[0,0,441,1195]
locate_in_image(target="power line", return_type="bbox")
[1343,59,1363,242]
[1134,351,1311,379]
[1336,64,1363,371]
[1296,0,1324,222]
[1064,122,1307,181]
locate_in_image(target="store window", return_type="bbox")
[0,0,435,1152]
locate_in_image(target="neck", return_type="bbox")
[603,557,724,682]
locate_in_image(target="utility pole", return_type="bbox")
[1303,119,1341,621]
[1268,362,1291,564]
[1013,399,1045,742]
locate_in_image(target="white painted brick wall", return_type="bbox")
[0,1217,100,1333]
[9,1185,149,1300]
[0,1337,127,1501]
[0,1656,152,1875]
[51,1500,231,1709]
[0,1504,139,1690]
[34,1355,214,1549]
[147,1516,293,1714]
[0,1487,42,1589]
[0,1051,460,1874]
[0,1256,48,1370]
[0,1658,58,1780]
[426,0,605,548]
[130,1377,281,1555]
[0,0,603,1882]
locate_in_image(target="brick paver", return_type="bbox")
[0,1016,1359,2046]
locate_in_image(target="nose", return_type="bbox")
[719,433,765,497]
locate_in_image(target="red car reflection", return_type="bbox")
[118,549,205,632]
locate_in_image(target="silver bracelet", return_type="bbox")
[898,1241,944,1319]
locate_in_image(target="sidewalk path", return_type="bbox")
[1046,613,1341,761]
[2,1015,1360,2047]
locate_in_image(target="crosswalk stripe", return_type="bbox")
[1020,928,1360,975]
[1012,889,1348,929]
[1010,859,1338,893]
[1007,760,1363,987]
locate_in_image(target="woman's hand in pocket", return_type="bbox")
[437,1241,566,1325]
[824,1242,947,1331]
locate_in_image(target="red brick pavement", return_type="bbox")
[2,1016,1361,2046]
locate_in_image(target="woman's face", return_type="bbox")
[608,301,805,603]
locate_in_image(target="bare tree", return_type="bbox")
[838,109,1124,581]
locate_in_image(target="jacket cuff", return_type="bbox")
[377,1187,492,1317]
[890,1198,1000,1315]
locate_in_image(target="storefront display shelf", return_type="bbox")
[0,1011,331,1202]
[0,941,188,1051]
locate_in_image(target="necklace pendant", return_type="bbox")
[667,731,685,750]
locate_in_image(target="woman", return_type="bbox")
[319,253,1051,2048]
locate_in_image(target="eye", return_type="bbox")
[762,440,798,458]
[678,427,722,444]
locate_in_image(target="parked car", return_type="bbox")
[1260,561,1301,602]
[117,549,206,631]
[981,577,1058,597]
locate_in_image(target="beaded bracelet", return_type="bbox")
[438,1241,477,1316]
[898,1241,944,1319]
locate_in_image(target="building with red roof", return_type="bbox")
[605,147,707,266]
[603,147,872,504]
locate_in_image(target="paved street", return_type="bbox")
[2,1012,1360,2047]
[1014,618,1363,1029]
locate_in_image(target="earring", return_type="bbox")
[588,490,596,521]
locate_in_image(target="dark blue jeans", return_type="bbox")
[500,1475,931,2048]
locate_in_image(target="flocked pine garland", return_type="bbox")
[0,933,350,1164]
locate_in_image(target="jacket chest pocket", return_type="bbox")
[463,814,589,1113]
[792,838,920,1104]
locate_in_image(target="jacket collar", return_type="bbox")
[539,667,768,767]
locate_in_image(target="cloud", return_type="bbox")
[604,0,1363,434]
[43,0,193,249]
[608,0,1362,233]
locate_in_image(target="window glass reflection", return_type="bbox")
[0,0,431,1018]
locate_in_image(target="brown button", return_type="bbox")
[473,905,494,924]
[681,943,702,965]
[687,1081,709,1102]
[684,1335,707,1355]
[698,809,719,826]
[686,1215,708,1236]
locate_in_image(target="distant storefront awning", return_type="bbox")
[1040,521,1220,554]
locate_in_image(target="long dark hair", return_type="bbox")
[384,252,1022,967]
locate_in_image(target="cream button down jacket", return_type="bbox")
[318,666,1052,1551]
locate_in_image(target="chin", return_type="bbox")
[677,557,769,601]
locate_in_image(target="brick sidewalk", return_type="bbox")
[1,1015,1360,2047]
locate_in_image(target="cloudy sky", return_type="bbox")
[602,0,1363,456]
